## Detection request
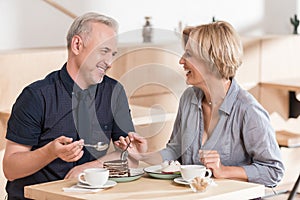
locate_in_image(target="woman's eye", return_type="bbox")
[184,51,192,58]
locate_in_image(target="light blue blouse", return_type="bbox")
[160,79,284,187]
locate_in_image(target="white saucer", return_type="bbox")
[77,180,117,189]
[173,177,190,185]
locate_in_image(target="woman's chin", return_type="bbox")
[186,79,194,86]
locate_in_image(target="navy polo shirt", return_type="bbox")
[5,63,134,199]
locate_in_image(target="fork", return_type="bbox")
[120,140,131,160]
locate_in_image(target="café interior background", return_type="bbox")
[1,0,300,199]
[0,0,299,50]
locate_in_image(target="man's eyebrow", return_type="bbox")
[101,47,110,51]
[100,47,117,56]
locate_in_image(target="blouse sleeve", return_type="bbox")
[241,103,285,187]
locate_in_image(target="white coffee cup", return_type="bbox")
[180,165,212,182]
[78,168,109,186]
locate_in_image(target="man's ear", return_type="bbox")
[71,35,83,55]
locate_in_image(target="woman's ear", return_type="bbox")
[70,35,82,55]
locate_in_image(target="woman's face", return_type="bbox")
[179,40,210,88]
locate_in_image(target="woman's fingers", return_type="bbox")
[199,150,220,166]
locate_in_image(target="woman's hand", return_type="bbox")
[199,150,225,178]
[114,132,148,161]
[199,150,248,181]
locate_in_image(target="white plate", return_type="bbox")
[173,177,190,185]
[144,165,181,180]
[77,180,117,189]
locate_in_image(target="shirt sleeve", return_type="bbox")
[241,103,285,187]
[6,87,43,146]
[110,82,135,141]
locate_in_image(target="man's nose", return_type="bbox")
[103,54,113,65]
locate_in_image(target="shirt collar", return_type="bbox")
[219,78,239,115]
[73,84,97,100]
[59,63,98,99]
[191,87,203,106]
[189,78,240,115]
[60,63,74,97]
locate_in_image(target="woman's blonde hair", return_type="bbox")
[182,21,243,79]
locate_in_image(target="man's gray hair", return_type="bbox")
[66,12,118,48]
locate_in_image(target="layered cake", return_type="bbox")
[103,159,129,177]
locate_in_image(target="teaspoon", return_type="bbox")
[80,142,108,151]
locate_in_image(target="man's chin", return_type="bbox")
[97,76,104,83]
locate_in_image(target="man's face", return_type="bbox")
[78,23,117,88]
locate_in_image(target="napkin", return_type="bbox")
[62,185,103,193]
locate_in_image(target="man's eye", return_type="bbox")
[100,49,109,54]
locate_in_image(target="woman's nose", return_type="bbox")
[179,56,185,65]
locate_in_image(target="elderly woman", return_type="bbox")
[116,21,284,187]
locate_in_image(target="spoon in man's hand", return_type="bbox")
[80,142,108,151]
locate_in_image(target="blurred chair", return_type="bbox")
[0,110,10,200]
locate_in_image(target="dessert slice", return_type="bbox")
[103,159,129,177]
[161,160,181,174]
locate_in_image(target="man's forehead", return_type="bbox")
[96,41,117,51]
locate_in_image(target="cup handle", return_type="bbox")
[205,169,212,178]
[78,172,88,185]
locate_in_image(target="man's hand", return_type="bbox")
[48,136,84,162]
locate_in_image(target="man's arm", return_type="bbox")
[3,136,83,181]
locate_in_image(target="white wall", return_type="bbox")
[0,0,299,50]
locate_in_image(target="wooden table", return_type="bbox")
[259,78,300,91]
[24,176,265,200]
[259,79,300,118]
[276,130,300,148]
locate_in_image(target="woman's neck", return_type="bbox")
[201,78,231,107]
